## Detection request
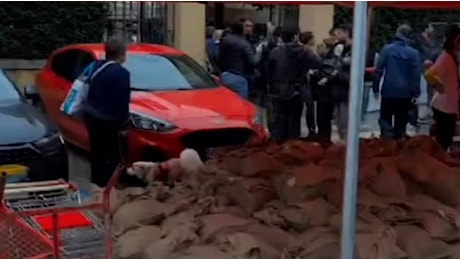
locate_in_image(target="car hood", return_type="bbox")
[130,87,256,122]
[0,100,55,145]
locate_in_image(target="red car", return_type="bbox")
[35,43,267,163]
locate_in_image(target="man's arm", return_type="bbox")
[372,46,388,94]
[242,41,257,68]
[114,67,131,124]
[267,48,278,82]
[410,49,422,99]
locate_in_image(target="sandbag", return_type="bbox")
[245,224,293,252]
[273,164,339,204]
[216,232,280,258]
[276,140,324,164]
[359,138,399,158]
[240,151,284,177]
[397,153,460,207]
[113,199,167,236]
[172,245,232,259]
[252,201,287,228]
[198,214,255,241]
[144,220,200,258]
[160,212,199,237]
[394,225,451,258]
[356,225,406,259]
[225,177,275,213]
[282,227,340,259]
[280,198,335,231]
[118,225,161,258]
[360,157,407,199]
[412,210,460,242]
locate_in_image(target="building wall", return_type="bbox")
[298,4,334,44]
[172,3,206,65]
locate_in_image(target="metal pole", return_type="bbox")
[340,1,368,259]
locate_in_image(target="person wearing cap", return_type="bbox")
[372,24,422,140]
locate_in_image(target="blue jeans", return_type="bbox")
[220,72,248,99]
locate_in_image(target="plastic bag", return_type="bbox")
[60,61,114,117]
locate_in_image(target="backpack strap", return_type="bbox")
[90,60,116,80]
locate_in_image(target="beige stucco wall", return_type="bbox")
[298,4,334,43]
[5,70,39,93]
[172,3,206,65]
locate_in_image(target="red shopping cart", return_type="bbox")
[0,165,123,258]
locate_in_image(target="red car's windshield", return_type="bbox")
[120,54,218,91]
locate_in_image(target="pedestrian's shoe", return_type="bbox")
[307,129,317,139]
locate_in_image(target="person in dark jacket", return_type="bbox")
[83,39,131,188]
[313,24,352,143]
[331,24,352,142]
[218,21,256,99]
[267,27,307,141]
[299,31,322,137]
[372,25,422,140]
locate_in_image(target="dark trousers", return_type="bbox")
[379,97,411,140]
[270,95,303,141]
[84,114,123,187]
[302,87,316,133]
[317,100,335,141]
[432,108,456,151]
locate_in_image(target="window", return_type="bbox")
[51,50,94,82]
[0,70,21,101]
[122,54,218,91]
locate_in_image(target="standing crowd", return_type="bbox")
[206,19,355,144]
[207,19,460,152]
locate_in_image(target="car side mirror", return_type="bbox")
[24,85,38,100]
[211,75,220,84]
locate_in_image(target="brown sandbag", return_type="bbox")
[118,225,161,258]
[397,150,460,207]
[113,199,167,236]
[198,214,255,241]
[359,138,399,158]
[282,227,340,259]
[448,242,460,259]
[240,151,284,177]
[276,140,324,164]
[252,201,287,228]
[160,212,199,237]
[172,245,232,259]
[412,210,460,242]
[394,225,451,258]
[280,198,335,232]
[144,219,200,259]
[273,164,339,204]
[356,225,406,259]
[245,224,293,252]
[360,157,407,199]
[225,177,275,213]
[216,232,280,258]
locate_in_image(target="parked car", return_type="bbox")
[34,43,267,163]
[0,69,68,181]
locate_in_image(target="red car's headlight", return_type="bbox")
[130,113,176,132]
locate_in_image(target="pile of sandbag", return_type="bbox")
[109,136,460,259]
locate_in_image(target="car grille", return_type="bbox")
[180,128,253,150]
[0,147,41,165]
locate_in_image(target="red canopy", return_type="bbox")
[241,1,460,9]
[350,1,460,9]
